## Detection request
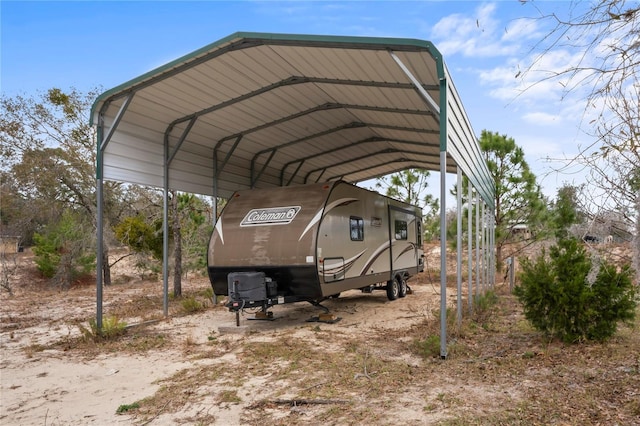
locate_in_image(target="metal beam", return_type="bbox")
[351,163,431,184]
[468,183,473,314]
[250,149,276,187]
[162,131,171,317]
[167,116,198,164]
[439,151,448,359]
[456,167,462,326]
[304,148,398,182]
[285,159,305,186]
[389,50,440,122]
[95,117,104,332]
[475,192,480,300]
[325,160,441,182]
[99,93,134,152]
[165,75,437,129]
[279,136,439,185]
[256,122,369,169]
[248,102,439,176]
[436,54,448,360]
[215,135,243,179]
[304,148,440,183]
[481,202,485,293]
[215,102,342,147]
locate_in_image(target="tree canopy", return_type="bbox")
[479,130,546,268]
[521,0,639,280]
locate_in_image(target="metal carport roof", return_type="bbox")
[91,32,493,207]
[91,32,496,357]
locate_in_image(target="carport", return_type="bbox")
[91,32,495,358]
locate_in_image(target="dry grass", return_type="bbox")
[115,286,640,425]
[2,245,639,425]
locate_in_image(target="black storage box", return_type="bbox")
[228,271,267,302]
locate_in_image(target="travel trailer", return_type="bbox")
[208,181,424,317]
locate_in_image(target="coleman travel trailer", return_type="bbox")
[208,181,424,320]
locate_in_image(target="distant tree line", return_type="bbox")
[0,88,213,294]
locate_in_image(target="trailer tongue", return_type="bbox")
[208,181,424,324]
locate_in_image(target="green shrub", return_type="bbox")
[472,290,499,327]
[201,287,214,299]
[116,402,140,414]
[114,215,163,260]
[181,296,205,313]
[32,232,59,278]
[32,210,95,286]
[413,335,441,359]
[514,238,637,343]
[79,315,127,341]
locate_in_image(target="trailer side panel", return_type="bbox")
[208,182,332,299]
[316,182,423,297]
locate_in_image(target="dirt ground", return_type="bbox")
[1,244,639,425]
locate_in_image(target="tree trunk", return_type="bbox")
[634,194,640,284]
[102,244,111,286]
[172,192,182,298]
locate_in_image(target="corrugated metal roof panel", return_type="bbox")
[93,32,494,208]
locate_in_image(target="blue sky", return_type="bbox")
[1,1,595,201]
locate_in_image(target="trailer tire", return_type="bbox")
[398,276,407,298]
[386,279,399,301]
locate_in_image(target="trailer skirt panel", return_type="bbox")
[209,265,321,300]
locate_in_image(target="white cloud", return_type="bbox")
[430,3,520,57]
[522,112,561,126]
[501,17,541,43]
[427,2,608,199]
[477,45,598,111]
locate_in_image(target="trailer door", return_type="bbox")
[389,205,420,273]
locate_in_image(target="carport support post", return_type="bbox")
[475,192,480,301]
[493,216,496,286]
[483,204,488,291]
[94,94,133,333]
[468,185,473,314]
[439,151,447,359]
[162,144,169,317]
[480,202,485,293]
[96,126,104,332]
[212,149,219,304]
[456,168,462,326]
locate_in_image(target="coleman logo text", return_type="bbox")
[240,206,301,226]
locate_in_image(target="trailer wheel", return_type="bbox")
[386,279,399,301]
[398,276,407,298]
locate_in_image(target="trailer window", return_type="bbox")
[417,220,423,245]
[350,216,364,241]
[395,220,408,240]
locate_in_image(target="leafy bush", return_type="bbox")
[114,215,163,260]
[32,232,59,278]
[514,238,637,343]
[32,210,95,286]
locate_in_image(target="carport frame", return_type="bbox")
[92,32,495,358]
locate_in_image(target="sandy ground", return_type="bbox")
[0,248,449,425]
[0,289,446,425]
[1,243,638,426]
